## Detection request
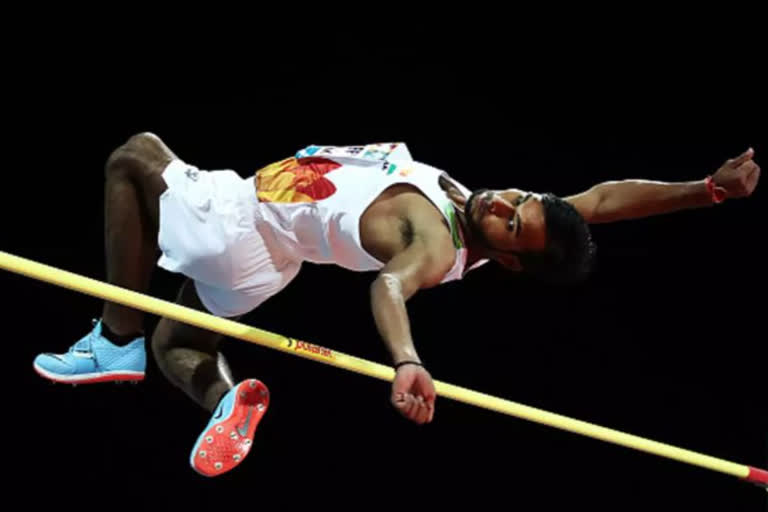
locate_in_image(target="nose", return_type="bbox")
[487,195,515,217]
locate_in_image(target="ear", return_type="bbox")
[494,252,523,271]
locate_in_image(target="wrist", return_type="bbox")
[394,360,423,370]
[393,354,421,366]
[704,176,727,204]
[391,346,420,366]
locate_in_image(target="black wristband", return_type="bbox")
[394,360,423,370]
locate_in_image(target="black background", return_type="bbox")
[3,30,766,511]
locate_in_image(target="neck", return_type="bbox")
[456,208,491,270]
[439,173,492,270]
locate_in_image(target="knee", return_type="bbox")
[150,328,171,365]
[105,132,169,179]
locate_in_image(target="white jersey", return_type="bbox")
[252,143,488,283]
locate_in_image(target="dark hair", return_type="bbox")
[517,193,597,284]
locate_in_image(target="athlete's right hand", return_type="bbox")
[391,363,436,425]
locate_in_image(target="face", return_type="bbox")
[465,188,548,255]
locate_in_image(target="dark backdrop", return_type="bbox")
[3,36,766,512]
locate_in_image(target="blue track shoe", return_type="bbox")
[190,379,270,477]
[33,319,146,384]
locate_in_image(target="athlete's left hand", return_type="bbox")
[712,148,761,199]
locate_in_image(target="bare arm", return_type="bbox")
[566,149,760,224]
[370,231,455,425]
[566,179,713,224]
[370,233,455,365]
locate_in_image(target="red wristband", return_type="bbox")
[705,176,726,204]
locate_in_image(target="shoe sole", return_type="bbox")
[190,379,270,477]
[33,363,145,384]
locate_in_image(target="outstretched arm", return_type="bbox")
[371,241,453,366]
[370,231,455,424]
[566,148,760,224]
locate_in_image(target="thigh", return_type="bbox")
[136,136,177,228]
[192,248,303,319]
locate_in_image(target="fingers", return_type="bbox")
[747,163,761,193]
[728,147,755,167]
[425,393,436,423]
[391,366,436,424]
[392,392,414,416]
[393,393,435,425]
[733,160,761,197]
[394,394,418,422]
[414,396,430,424]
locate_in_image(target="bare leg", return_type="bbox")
[152,279,238,412]
[100,133,176,336]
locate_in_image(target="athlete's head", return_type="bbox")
[464,188,596,283]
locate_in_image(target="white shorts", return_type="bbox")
[157,159,302,317]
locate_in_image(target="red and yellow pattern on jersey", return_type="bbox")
[255,157,342,203]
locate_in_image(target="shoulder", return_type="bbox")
[407,201,457,283]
